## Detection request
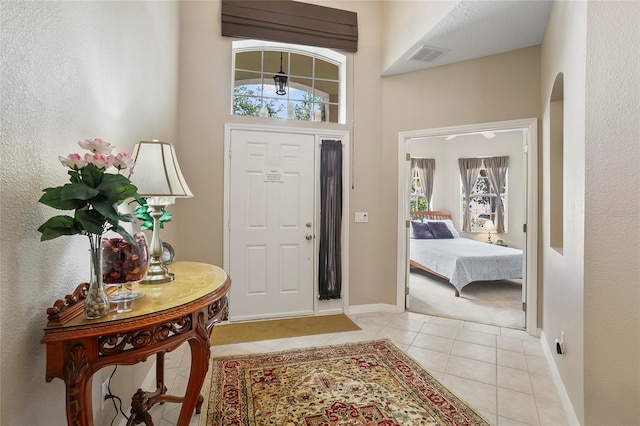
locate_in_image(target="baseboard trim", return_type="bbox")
[540,331,581,426]
[347,303,399,315]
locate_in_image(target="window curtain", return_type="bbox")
[221,0,358,52]
[319,140,342,300]
[484,156,509,233]
[458,158,483,232]
[411,158,435,210]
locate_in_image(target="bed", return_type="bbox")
[409,211,523,297]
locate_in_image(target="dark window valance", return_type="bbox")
[221,0,358,53]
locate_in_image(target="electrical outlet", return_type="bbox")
[101,379,110,409]
[555,331,566,355]
[354,212,368,223]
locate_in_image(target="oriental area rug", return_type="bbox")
[205,340,490,425]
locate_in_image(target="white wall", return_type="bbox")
[409,131,526,249]
[583,2,640,424]
[0,2,179,424]
[541,3,640,423]
[540,1,587,422]
[176,0,389,308]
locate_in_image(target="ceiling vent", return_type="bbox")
[408,45,448,63]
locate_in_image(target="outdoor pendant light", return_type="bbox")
[273,52,287,96]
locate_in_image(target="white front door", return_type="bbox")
[228,129,315,321]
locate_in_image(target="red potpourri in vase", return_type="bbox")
[102,233,149,308]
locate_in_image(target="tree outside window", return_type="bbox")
[410,168,428,211]
[462,168,507,232]
[232,42,345,123]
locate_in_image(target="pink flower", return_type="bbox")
[58,153,87,170]
[78,138,114,154]
[112,152,135,171]
[84,153,113,169]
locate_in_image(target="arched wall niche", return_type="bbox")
[550,72,564,253]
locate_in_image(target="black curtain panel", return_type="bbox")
[319,140,343,300]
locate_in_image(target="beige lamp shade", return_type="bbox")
[129,141,193,198]
[483,220,496,232]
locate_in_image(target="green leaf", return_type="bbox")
[113,224,135,243]
[134,205,151,220]
[91,198,119,222]
[80,163,103,188]
[131,198,171,230]
[118,212,135,223]
[68,170,81,184]
[118,181,138,198]
[75,209,106,234]
[159,211,172,223]
[38,215,82,241]
[140,222,153,231]
[60,182,100,201]
[39,187,86,210]
[98,174,138,204]
[39,228,65,241]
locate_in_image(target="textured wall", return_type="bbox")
[540,2,587,421]
[0,2,179,424]
[583,2,640,424]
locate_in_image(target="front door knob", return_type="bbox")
[305,234,313,240]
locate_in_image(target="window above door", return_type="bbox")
[232,40,346,124]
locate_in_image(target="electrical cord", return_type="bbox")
[104,366,130,426]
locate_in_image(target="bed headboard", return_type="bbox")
[410,210,452,220]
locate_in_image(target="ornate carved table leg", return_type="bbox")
[155,352,168,398]
[176,312,211,426]
[125,352,172,424]
[126,389,154,426]
[196,394,204,415]
[64,344,94,426]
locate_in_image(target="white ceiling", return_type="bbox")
[383,0,553,76]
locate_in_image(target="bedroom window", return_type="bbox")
[232,40,346,124]
[461,162,508,233]
[410,157,435,211]
[410,168,427,211]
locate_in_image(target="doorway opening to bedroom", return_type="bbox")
[396,119,538,334]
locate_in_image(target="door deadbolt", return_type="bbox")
[306,222,312,228]
[305,234,313,240]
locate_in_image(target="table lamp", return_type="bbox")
[129,140,193,283]
[484,220,496,244]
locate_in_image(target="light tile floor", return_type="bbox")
[145,311,570,426]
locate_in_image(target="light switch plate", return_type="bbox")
[354,212,368,223]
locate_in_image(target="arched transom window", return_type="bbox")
[232,40,346,124]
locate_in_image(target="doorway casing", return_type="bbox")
[396,118,539,336]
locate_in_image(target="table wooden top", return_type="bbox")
[43,261,229,332]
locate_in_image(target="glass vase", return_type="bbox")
[84,244,110,320]
[102,232,149,313]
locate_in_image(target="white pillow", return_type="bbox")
[425,219,460,238]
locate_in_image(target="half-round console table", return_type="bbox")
[41,261,231,426]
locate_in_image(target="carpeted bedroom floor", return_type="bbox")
[409,268,523,329]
